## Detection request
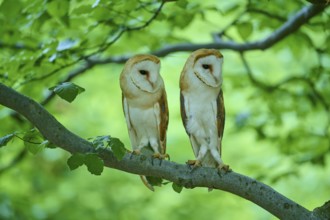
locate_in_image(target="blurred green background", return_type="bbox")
[1,0,330,219]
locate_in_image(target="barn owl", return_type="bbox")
[179,49,229,171]
[120,54,169,191]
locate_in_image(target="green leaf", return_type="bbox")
[67,153,85,170]
[46,0,70,18]
[91,135,111,148]
[109,137,126,160]
[0,133,15,148]
[84,153,104,175]
[172,11,194,29]
[49,82,85,103]
[89,135,126,160]
[146,176,163,187]
[237,22,253,40]
[23,129,44,155]
[156,12,166,21]
[221,3,240,15]
[72,5,92,15]
[59,14,70,27]
[0,0,22,17]
[172,182,183,193]
[176,0,188,8]
[91,6,110,21]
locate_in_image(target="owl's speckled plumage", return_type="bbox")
[180,49,228,171]
[120,54,169,191]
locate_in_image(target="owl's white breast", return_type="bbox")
[129,106,158,136]
[182,69,220,137]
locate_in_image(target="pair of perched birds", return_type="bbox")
[120,48,229,190]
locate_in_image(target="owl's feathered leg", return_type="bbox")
[196,144,208,162]
[187,144,208,168]
[209,148,230,171]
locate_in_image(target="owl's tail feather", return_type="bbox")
[140,175,155,191]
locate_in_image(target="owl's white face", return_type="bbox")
[130,60,161,93]
[193,55,223,88]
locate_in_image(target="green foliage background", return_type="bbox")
[0,0,329,219]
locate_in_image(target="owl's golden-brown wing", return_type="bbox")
[180,91,188,134]
[180,91,200,158]
[157,88,169,155]
[217,89,225,156]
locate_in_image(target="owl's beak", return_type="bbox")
[148,80,155,90]
[146,80,160,93]
[211,74,218,84]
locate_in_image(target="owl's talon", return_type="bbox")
[186,160,202,168]
[133,149,141,155]
[164,153,170,160]
[152,153,161,159]
[162,153,170,160]
[130,149,141,159]
[187,159,201,166]
[152,153,170,160]
[217,163,232,176]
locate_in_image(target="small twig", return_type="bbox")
[247,8,286,22]
[126,1,165,31]
[15,59,82,88]
[92,1,166,55]
[216,10,246,38]
[0,42,39,51]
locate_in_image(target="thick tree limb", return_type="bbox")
[0,82,325,220]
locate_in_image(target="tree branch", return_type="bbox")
[0,82,324,220]
[247,8,286,22]
[80,4,328,68]
[151,4,328,54]
[0,41,38,51]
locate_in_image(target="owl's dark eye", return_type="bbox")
[139,70,148,75]
[202,64,211,69]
